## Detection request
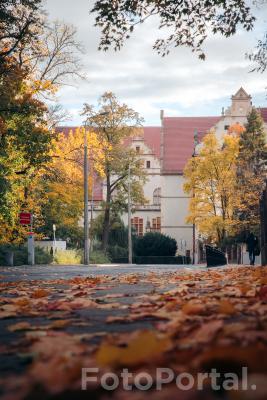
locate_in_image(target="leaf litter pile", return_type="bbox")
[1,266,267,399]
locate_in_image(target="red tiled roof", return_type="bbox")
[143,127,161,158]
[260,108,267,123]
[55,126,77,136]
[123,127,161,158]
[162,116,221,173]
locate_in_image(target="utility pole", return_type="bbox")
[52,224,56,258]
[128,164,133,264]
[192,129,199,265]
[84,130,89,266]
[83,111,109,266]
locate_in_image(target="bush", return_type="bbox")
[53,249,110,265]
[54,249,82,265]
[134,232,177,257]
[35,248,53,264]
[108,245,128,261]
[90,251,110,264]
[0,244,52,266]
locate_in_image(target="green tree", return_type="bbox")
[236,108,267,234]
[82,92,146,252]
[0,3,84,243]
[0,62,52,243]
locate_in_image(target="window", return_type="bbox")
[152,217,161,232]
[136,146,140,153]
[224,125,229,131]
[131,217,143,236]
[146,160,151,169]
[153,188,161,205]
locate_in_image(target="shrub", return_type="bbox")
[54,249,82,265]
[53,249,110,265]
[108,245,128,261]
[35,248,53,264]
[90,251,110,264]
[0,244,52,266]
[134,232,177,257]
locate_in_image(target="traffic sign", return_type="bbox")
[19,212,31,225]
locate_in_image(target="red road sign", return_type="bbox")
[19,212,31,225]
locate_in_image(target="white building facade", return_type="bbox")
[60,88,267,259]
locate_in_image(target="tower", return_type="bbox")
[227,87,252,117]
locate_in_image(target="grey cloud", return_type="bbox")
[44,0,267,125]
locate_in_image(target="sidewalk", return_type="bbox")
[1,265,267,399]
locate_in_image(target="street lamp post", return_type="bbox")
[128,164,133,264]
[192,129,199,265]
[84,130,89,266]
[84,111,109,266]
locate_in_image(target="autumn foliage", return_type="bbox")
[184,110,267,245]
[1,265,267,398]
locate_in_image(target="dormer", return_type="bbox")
[226,87,252,117]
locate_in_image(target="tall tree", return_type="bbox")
[0,2,84,243]
[0,0,43,64]
[236,108,267,234]
[82,92,146,252]
[91,0,255,59]
[37,127,105,246]
[0,61,52,243]
[184,132,240,245]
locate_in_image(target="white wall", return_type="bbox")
[130,138,161,204]
[35,241,66,252]
[213,115,248,141]
[161,174,193,255]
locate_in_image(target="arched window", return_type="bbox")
[153,188,161,205]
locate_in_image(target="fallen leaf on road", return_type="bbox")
[96,330,172,367]
[8,322,31,332]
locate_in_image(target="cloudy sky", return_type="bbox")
[45,0,267,126]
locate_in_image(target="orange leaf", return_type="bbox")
[32,289,49,298]
[218,300,236,315]
[182,301,205,315]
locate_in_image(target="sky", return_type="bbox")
[45,0,267,126]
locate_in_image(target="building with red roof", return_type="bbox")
[57,88,267,260]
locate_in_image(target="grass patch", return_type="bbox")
[53,249,111,265]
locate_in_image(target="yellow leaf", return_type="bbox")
[96,330,171,367]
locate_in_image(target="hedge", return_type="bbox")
[0,244,53,266]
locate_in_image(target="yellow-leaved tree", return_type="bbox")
[37,127,107,246]
[183,132,240,245]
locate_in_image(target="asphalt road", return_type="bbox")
[0,263,206,282]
